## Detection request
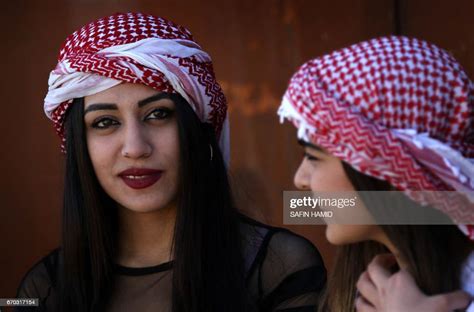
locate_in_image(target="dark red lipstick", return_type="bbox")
[118,168,163,189]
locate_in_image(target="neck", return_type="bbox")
[117,203,177,268]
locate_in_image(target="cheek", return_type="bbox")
[309,161,355,192]
[155,126,180,200]
[153,124,180,171]
[86,134,120,184]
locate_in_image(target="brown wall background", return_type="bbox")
[1,0,473,299]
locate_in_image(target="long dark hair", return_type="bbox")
[319,162,473,312]
[59,94,251,311]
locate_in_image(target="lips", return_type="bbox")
[118,168,163,189]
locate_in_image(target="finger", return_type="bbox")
[435,290,472,311]
[371,253,397,269]
[356,271,379,307]
[354,295,377,312]
[393,269,416,287]
[367,254,395,288]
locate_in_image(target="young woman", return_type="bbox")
[16,12,326,312]
[277,36,474,311]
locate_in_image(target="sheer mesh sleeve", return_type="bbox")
[15,226,326,312]
[15,250,59,312]
[245,225,327,312]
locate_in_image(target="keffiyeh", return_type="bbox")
[44,12,229,163]
[278,36,474,237]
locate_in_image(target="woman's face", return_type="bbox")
[293,142,386,245]
[84,83,180,213]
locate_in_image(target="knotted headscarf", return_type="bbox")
[278,36,474,238]
[44,12,229,164]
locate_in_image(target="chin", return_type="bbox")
[325,224,368,245]
[116,197,177,214]
[325,224,347,245]
[123,205,165,213]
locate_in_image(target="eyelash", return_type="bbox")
[145,107,173,120]
[304,152,320,161]
[92,117,119,129]
[91,107,174,129]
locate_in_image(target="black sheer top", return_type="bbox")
[16,220,326,311]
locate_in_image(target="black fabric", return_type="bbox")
[114,261,173,276]
[259,266,327,311]
[16,219,326,311]
[14,250,59,312]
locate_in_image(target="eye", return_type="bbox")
[304,152,320,162]
[145,107,174,120]
[92,117,119,129]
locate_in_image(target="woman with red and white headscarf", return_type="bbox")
[16,13,326,312]
[278,36,474,311]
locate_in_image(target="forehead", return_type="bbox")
[84,83,160,106]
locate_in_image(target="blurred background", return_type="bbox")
[1,0,473,298]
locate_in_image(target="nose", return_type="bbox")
[121,121,152,159]
[294,159,310,190]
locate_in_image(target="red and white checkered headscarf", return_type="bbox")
[44,12,229,164]
[278,36,474,238]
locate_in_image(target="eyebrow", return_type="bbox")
[83,93,172,115]
[297,139,325,152]
[138,93,171,108]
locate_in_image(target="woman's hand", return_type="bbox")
[355,254,471,312]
